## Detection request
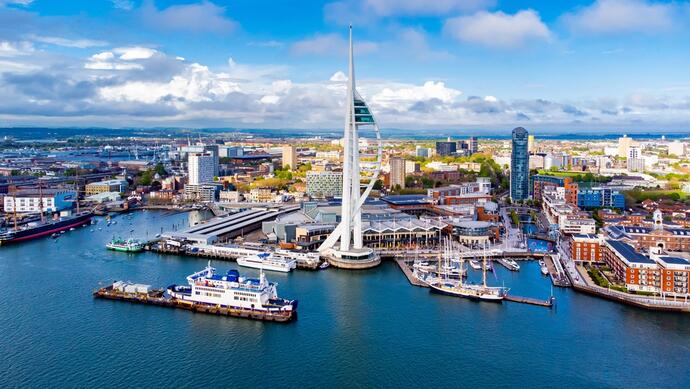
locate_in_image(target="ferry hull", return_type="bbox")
[94,286,296,322]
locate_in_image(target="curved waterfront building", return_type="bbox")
[318,26,383,269]
[510,127,530,202]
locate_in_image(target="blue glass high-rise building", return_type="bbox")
[510,127,530,202]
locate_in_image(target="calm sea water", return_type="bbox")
[1,211,689,387]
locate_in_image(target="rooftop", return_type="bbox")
[606,240,655,264]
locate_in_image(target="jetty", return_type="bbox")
[93,285,296,322]
[395,259,554,309]
[504,294,554,308]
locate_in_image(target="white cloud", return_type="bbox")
[370,81,462,110]
[28,35,107,48]
[325,0,494,24]
[0,0,34,6]
[3,38,690,130]
[0,41,34,57]
[562,0,675,34]
[114,46,157,60]
[99,63,242,104]
[110,0,134,11]
[444,10,551,48]
[139,0,237,33]
[329,71,347,82]
[291,33,378,56]
[363,0,494,16]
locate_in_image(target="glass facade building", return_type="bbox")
[510,127,530,202]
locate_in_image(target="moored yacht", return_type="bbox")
[429,240,507,303]
[237,252,296,272]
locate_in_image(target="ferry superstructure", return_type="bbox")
[166,263,297,313]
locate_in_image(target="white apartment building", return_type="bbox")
[188,153,215,185]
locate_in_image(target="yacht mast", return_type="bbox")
[482,242,487,288]
[38,181,45,224]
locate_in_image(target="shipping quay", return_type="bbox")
[149,242,321,270]
[394,259,554,308]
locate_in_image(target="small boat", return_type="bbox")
[469,260,481,270]
[319,261,330,270]
[60,230,66,234]
[502,258,520,271]
[539,260,549,275]
[51,233,59,239]
[106,238,144,252]
[69,227,76,231]
[237,252,296,273]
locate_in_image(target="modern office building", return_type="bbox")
[577,187,625,209]
[188,153,215,185]
[627,146,645,172]
[85,179,128,195]
[282,145,298,170]
[435,140,457,156]
[306,171,343,198]
[528,134,535,153]
[181,144,219,176]
[668,141,686,157]
[617,135,634,158]
[531,175,578,205]
[510,127,530,202]
[415,146,432,158]
[468,136,478,154]
[389,157,405,189]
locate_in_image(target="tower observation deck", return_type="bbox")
[317,26,383,269]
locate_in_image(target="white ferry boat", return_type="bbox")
[237,252,296,272]
[166,263,297,313]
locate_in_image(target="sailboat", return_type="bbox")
[429,240,508,302]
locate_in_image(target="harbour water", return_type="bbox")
[1,210,689,387]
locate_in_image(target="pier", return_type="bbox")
[93,285,296,322]
[504,294,554,307]
[148,241,321,270]
[394,259,554,308]
[543,255,571,287]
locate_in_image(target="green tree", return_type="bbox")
[140,170,153,186]
[154,162,166,176]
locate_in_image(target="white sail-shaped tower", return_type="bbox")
[318,26,382,269]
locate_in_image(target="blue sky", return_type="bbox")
[1,0,690,131]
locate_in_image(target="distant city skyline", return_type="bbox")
[1,1,690,130]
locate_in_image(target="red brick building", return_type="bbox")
[571,234,601,262]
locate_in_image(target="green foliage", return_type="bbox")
[274,169,293,180]
[154,162,166,176]
[139,170,153,186]
[510,210,520,227]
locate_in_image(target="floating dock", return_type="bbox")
[504,294,555,308]
[93,285,296,323]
